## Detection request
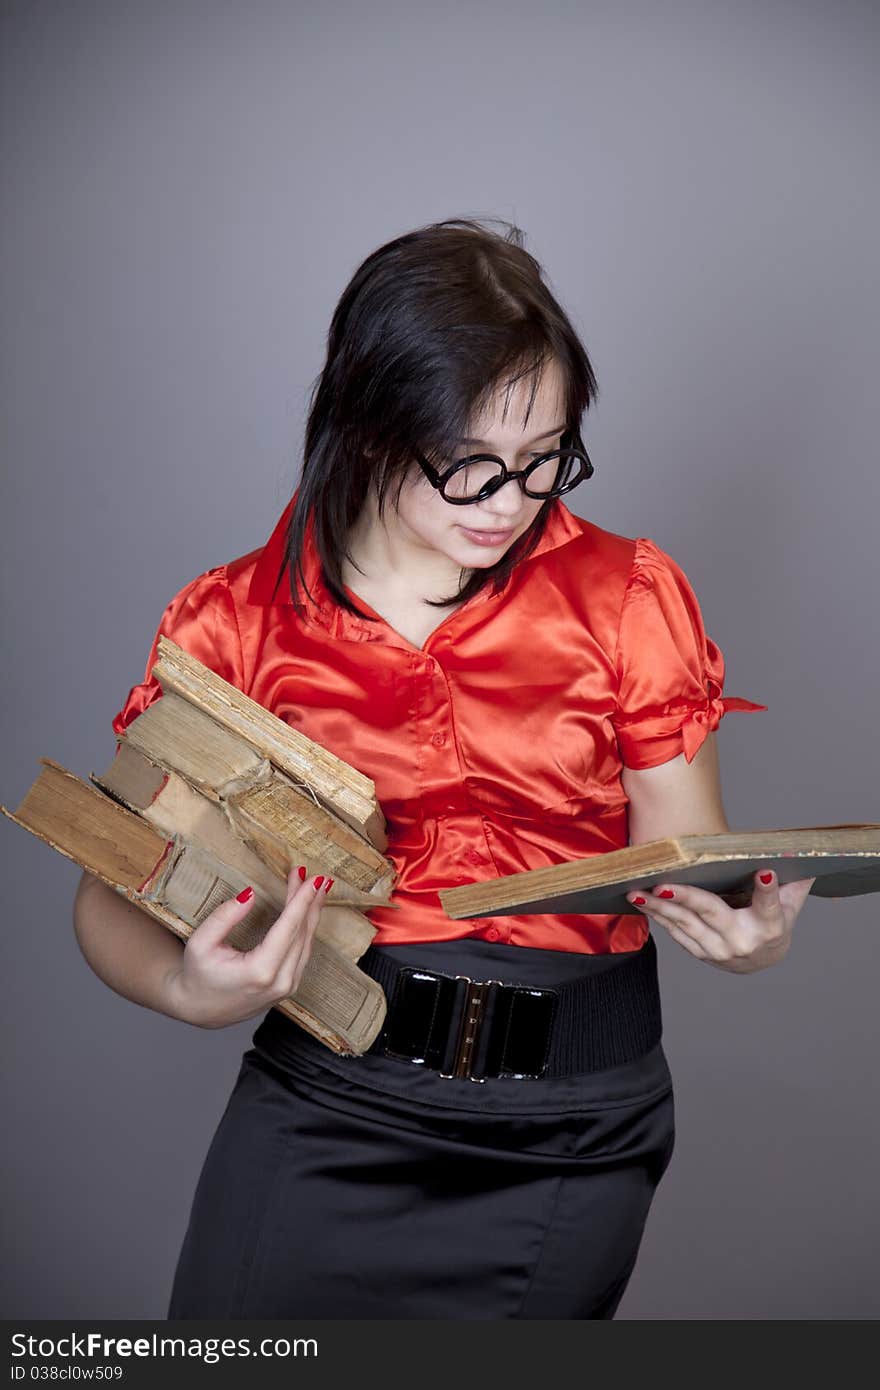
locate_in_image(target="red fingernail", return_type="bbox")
[236,886,254,903]
[313,875,324,890]
[658,889,675,899]
[297,865,307,881]
[759,872,773,884]
[323,877,334,893]
[633,895,646,906]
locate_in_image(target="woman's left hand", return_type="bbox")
[626,870,818,973]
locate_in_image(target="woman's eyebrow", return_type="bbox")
[457,422,567,447]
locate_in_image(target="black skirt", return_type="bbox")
[167,932,676,1320]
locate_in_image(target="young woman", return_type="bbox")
[73,217,816,1320]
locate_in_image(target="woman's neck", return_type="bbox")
[343,499,471,606]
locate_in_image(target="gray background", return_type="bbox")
[2,0,878,1320]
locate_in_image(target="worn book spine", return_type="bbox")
[117,687,395,890]
[91,743,390,961]
[152,636,388,850]
[144,836,386,1052]
[1,759,387,1054]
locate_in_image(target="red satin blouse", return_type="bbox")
[112,489,767,954]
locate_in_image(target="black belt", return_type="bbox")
[359,934,662,1082]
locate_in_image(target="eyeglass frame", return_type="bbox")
[412,435,595,505]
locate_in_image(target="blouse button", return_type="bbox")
[430,731,446,747]
[466,849,482,863]
[486,927,500,942]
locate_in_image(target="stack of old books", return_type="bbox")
[1,636,399,1055]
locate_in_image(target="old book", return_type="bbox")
[439,824,880,920]
[113,698,393,896]
[92,742,383,962]
[1,760,387,1054]
[150,635,388,852]
[113,632,402,958]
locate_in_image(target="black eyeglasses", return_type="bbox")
[413,440,594,505]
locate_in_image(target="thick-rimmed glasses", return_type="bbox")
[414,443,594,504]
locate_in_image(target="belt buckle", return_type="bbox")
[438,975,504,1083]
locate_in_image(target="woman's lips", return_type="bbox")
[459,526,515,546]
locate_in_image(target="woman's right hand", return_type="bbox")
[163,868,333,1028]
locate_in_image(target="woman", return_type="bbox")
[74,216,815,1319]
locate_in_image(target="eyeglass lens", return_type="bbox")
[443,450,582,502]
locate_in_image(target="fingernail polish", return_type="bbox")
[633,895,646,906]
[313,876,324,890]
[323,877,334,893]
[297,865,307,881]
[236,886,254,903]
[759,872,773,884]
[658,889,675,899]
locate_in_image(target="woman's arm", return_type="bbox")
[622,732,730,846]
[72,869,188,1020]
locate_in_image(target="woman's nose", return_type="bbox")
[480,472,534,509]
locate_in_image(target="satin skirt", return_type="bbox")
[166,935,676,1320]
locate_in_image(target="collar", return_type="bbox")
[244,485,586,638]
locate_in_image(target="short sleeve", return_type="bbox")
[611,537,768,770]
[110,565,244,735]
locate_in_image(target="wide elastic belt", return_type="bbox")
[358,933,663,1081]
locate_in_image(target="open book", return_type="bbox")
[439,824,880,920]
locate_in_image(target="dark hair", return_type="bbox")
[273,215,600,618]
